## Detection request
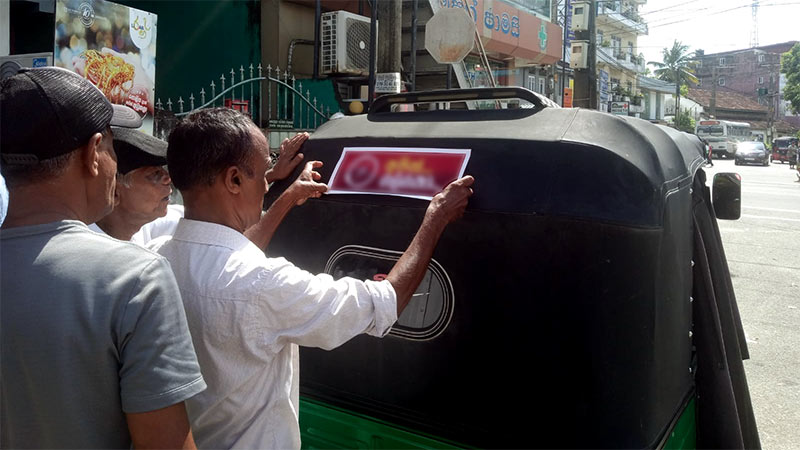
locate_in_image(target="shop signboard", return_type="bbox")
[438,0,563,64]
[611,101,629,116]
[54,0,157,134]
[563,87,573,108]
[564,0,573,64]
[598,69,609,104]
[375,73,402,94]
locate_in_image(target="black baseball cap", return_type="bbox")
[0,66,142,165]
[112,127,168,174]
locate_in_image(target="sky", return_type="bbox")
[636,0,800,66]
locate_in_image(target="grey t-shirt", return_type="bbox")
[0,220,206,448]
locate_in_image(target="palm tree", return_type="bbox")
[648,40,698,117]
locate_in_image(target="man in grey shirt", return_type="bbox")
[0,67,206,448]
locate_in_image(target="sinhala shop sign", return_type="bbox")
[439,0,562,64]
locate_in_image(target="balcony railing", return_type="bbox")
[597,2,648,35]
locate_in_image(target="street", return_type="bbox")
[704,158,800,449]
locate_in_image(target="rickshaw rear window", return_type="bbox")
[325,245,453,340]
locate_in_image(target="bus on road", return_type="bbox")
[695,119,751,158]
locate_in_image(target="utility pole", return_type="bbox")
[573,0,597,109]
[368,0,378,108]
[410,0,418,91]
[710,65,717,118]
[559,0,570,105]
[377,0,402,73]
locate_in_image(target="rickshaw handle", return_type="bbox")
[369,87,551,114]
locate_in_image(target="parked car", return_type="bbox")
[266,88,758,450]
[735,141,770,166]
[771,136,799,163]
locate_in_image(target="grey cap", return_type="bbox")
[112,127,168,174]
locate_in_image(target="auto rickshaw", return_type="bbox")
[771,136,798,164]
[265,88,759,449]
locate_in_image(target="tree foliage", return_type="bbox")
[648,40,698,115]
[781,43,800,115]
[674,108,695,133]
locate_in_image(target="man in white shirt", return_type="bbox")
[150,107,474,449]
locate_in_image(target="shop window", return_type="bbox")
[527,75,537,92]
[325,245,454,340]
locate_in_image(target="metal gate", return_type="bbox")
[155,63,334,139]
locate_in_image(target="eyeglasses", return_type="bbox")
[141,165,171,185]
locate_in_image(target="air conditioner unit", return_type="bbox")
[570,42,588,69]
[321,11,376,75]
[0,53,53,81]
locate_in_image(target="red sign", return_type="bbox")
[563,87,573,108]
[224,99,249,114]
[328,147,471,200]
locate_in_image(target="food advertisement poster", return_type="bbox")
[328,147,471,200]
[55,0,157,134]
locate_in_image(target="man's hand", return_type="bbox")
[424,176,475,226]
[286,160,329,205]
[386,175,474,315]
[244,160,328,251]
[267,133,309,183]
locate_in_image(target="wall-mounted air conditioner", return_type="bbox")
[570,42,588,69]
[320,10,376,76]
[0,52,53,80]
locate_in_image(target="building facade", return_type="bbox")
[594,0,648,113]
[694,41,799,128]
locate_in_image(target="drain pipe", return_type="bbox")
[288,39,315,76]
[313,0,321,78]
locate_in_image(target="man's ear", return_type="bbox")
[223,166,243,194]
[81,132,104,177]
[113,180,122,207]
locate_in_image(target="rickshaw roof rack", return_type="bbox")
[369,87,558,117]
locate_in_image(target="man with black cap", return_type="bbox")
[90,127,176,242]
[91,128,308,244]
[0,67,206,448]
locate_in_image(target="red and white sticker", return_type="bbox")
[327,147,471,200]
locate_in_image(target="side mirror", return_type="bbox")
[712,173,741,220]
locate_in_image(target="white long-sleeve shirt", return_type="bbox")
[88,204,184,245]
[148,219,397,449]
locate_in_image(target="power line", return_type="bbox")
[638,0,709,16]
[650,2,800,29]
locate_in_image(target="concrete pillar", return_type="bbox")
[1,0,9,56]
